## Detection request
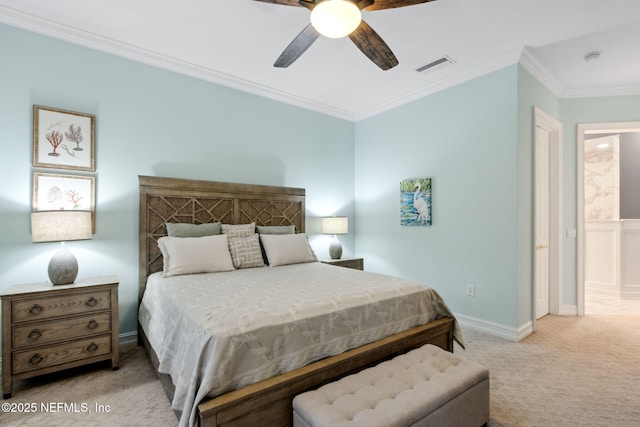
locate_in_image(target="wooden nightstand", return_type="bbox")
[321,257,364,271]
[1,276,119,398]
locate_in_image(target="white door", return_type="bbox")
[535,126,550,319]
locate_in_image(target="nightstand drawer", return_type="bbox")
[11,290,111,323]
[12,313,111,349]
[321,257,364,270]
[12,334,112,375]
[3,277,119,398]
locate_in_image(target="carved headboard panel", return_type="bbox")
[138,175,305,301]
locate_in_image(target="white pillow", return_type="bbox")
[260,233,318,267]
[158,234,234,276]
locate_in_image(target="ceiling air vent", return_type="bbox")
[416,56,455,73]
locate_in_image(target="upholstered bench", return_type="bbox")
[292,344,489,427]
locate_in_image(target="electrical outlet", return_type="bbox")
[465,284,475,297]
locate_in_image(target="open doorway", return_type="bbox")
[577,122,640,315]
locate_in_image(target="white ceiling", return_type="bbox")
[1,0,640,121]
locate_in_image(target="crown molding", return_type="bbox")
[6,5,638,124]
[0,5,356,122]
[519,47,640,99]
[353,55,518,121]
[518,48,565,97]
[0,6,537,123]
[361,49,640,120]
[561,85,640,99]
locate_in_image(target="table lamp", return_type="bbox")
[321,216,348,259]
[31,210,92,285]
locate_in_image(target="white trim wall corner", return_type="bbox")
[533,107,563,328]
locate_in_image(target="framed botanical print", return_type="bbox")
[33,105,95,171]
[33,172,96,231]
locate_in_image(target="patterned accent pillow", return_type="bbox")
[221,222,256,238]
[228,234,265,269]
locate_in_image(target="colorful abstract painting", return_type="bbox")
[400,177,432,226]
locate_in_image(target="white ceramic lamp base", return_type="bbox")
[329,239,343,259]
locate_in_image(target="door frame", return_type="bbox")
[533,107,563,330]
[576,121,640,316]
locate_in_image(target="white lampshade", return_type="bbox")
[31,211,92,243]
[322,216,348,260]
[31,210,92,285]
[321,216,348,235]
[310,0,362,39]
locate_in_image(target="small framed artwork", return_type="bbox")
[400,177,432,226]
[33,172,96,231]
[33,105,95,171]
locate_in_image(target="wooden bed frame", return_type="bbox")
[138,175,455,427]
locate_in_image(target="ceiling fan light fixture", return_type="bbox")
[310,0,362,39]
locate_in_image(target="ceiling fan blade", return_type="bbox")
[348,20,398,70]
[363,0,435,12]
[274,24,320,68]
[252,0,306,7]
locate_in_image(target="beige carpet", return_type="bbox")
[2,315,639,426]
[461,315,640,427]
[1,341,177,426]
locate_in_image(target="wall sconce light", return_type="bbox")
[31,210,92,285]
[321,216,348,259]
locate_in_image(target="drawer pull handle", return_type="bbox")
[29,353,43,366]
[86,342,98,353]
[86,297,98,307]
[87,319,98,330]
[28,329,42,340]
[29,304,43,315]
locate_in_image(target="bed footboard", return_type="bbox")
[196,317,455,427]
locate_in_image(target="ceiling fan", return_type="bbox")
[254,0,436,70]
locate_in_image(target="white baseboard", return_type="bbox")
[119,331,138,346]
[517,321,533,341]
[455,313,531,342]
[559,304,578,315]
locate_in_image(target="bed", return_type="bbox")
[138,175,462,427]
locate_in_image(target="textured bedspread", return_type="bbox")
[138,262,462,426]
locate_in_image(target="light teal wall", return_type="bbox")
[0,23,355,338]
[516,66,560,326]
[354,66,520,329]
[5,21,638,345]
[353,64,640,333]
[559,95,640,307]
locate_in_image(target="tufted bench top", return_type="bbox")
[292,344,489,427]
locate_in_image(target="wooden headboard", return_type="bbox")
[138,175,305,301]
